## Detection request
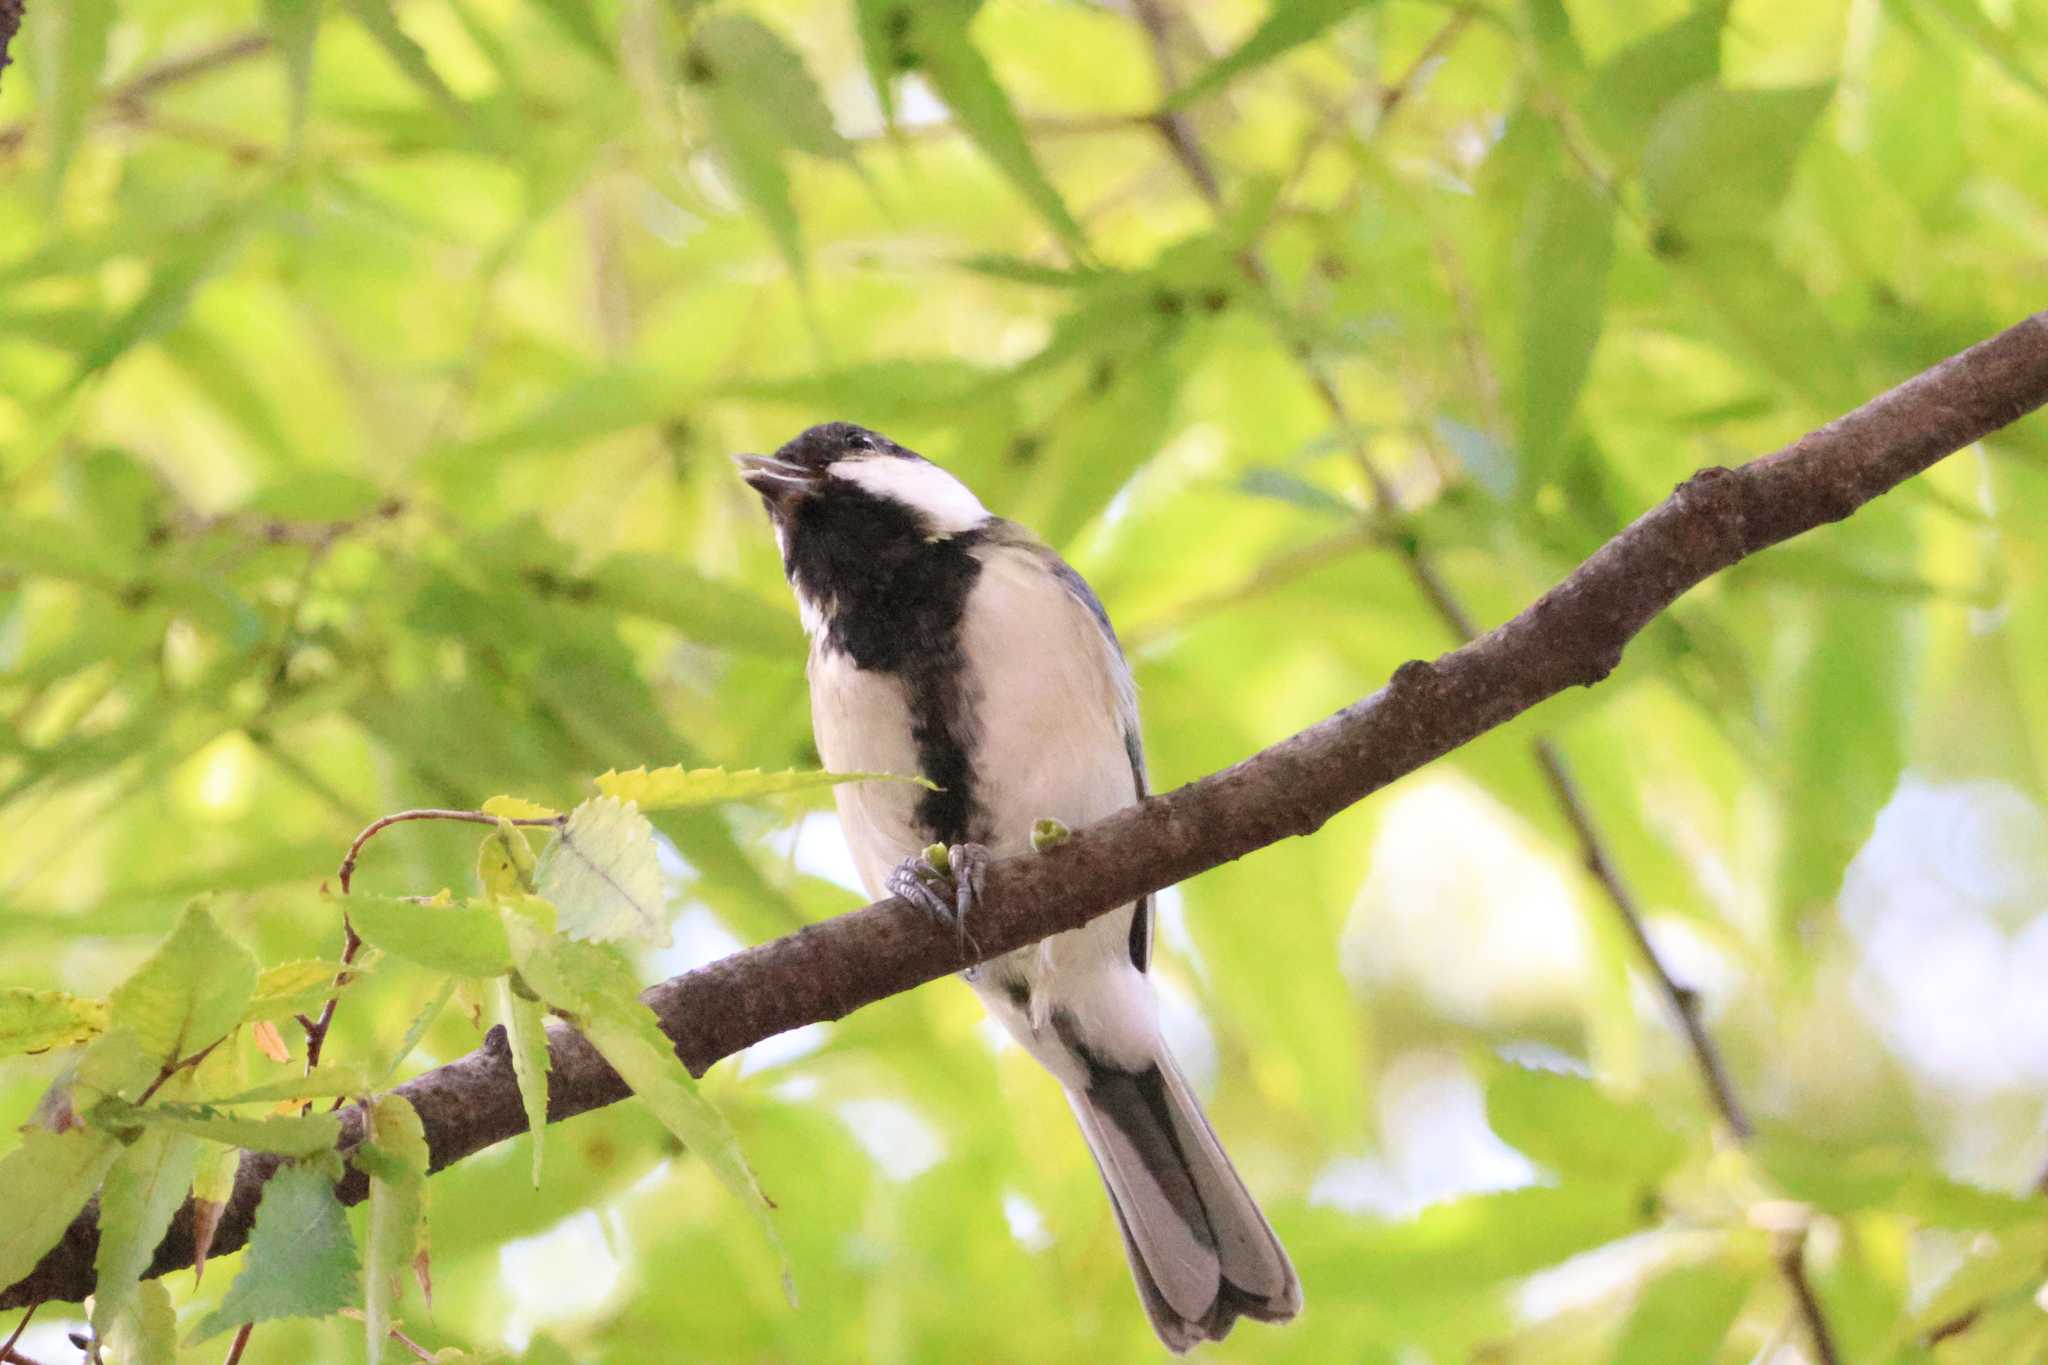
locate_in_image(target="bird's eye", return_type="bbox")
[844,433,875,452]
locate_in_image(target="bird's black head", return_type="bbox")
[737,422,992,629]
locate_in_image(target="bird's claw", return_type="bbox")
[887,841,988,960]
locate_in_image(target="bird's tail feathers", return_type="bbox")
[1064,1048,1300,1353]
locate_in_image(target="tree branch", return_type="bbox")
[5,313,2047,1310]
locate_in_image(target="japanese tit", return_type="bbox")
[740,422,1300,1352]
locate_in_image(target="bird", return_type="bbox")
[739,421,1301,1352]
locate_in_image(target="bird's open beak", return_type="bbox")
[735,454,820,518]
[735,454,816,493]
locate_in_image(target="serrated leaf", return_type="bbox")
[110,901,260,1066]
[482,795,560,821]
[108,1100,343,1157]
[191,1163,360,1341]
[906,7,1086,256]
[263,0,324,156]
[0,987,109,1057]
[496,975,551,1187]
[1485,1062,1688,1184]
[594,764,934,810]
[360,1094,429,1365]
[534,797,668,946]
[1167,0,1376,111]
[0,1126,123,1287]
[509,925,788,1293]
[348,894,514,976]
[93,1127,203,1342]
[1518,173,1614,488]
[102,1276,176,1365]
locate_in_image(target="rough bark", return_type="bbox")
[6,311,2047,1311]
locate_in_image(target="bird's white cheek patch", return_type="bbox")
[831,456,990,535]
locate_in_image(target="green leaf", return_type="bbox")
[496,975,551,1187]
[1583,6,1725,168]
[1609,1257,1753,1364]
[530,0,613,67]
[108,1100,344,1157]
[191,1141,239,1283]
[534,797,669,946]
[905,7,1087,256]
[477,818,541,900]
[109,901,259,1065]
[263,0,324,155]
[348,894,515,977]
[593,763,935,810]
[0,987,108,1057]
[1518,174,1614,490]
[1167,0,1375,110]
[73,214,246,386]
[482,795,561,821]
[0,1126,123,1288]
[1484,1063,1688,1184]
[36,0,113,201]
[92,1127,203,1343]
[104,1275,177,1363]
[243,959,360,1023]
[359,1094,429,1365]
[1642,83,1834,237]
[582,555,806,656]
[687,13,853,163]
[191,1163,361,1342]
[509,926,789,1296]
[203,1070,373,1106]
[379,979,458,1085]
[342,0,462,114]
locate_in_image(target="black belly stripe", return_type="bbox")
[789,486,987,846]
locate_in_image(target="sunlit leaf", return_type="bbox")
[1610,1256,1753,1364]
[348,894,515,976]
[593,763,934,811]
[534,797,669,946]
[1518,173,1613,489]
[191,1164,361,1341]
[109,901,259,1066]
[496,975,551,1187]
[0,1126,122,1287]
[358,1093,429,1365]
[1168,0,1377,110]
[105,1100,343,1157]
[1642,83,1834,237]
[482,795,561,821]
[0,987,108,1057]
[1483,1062,1688,1185]
[92,1126,203,1343]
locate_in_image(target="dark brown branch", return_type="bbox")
[0,0,24,95]
[1776,1228,1841,1365]
[5,311,2045,1311]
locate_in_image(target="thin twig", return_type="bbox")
[221,1323,255,1365]
[304,807,562,1080]
[136,1037,228,1107]
[1776,1228,1841,1365]
[0,1305,34,1362]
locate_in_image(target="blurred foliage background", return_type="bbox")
[4,0,2048,1360]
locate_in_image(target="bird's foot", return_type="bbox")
[887,841,988,960]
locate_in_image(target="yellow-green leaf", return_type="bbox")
[106,1100,343,1157]
[92,1127,203,1342]
[359,1093,429,1365]
[482,795,560,821]
[496,975,551,1187]
[348,894,514,977]
[0,1126,123,1287]
[0,987,108,1057]
[102,1276,177,1365]
[243,959,359,1023]
[593,763,935,810]
[535,797,668,946]
[109,901,259,1066]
